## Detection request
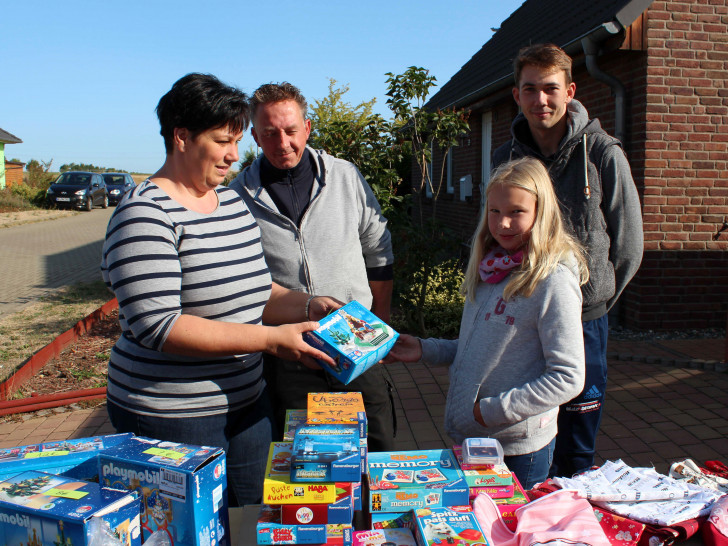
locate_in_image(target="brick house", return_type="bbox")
[0,128,23,190]
[418,0,728,330]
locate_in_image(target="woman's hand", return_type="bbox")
[381,334,422,364]
[307,296,344,321]
[265,322,335,369]
[473,400,486,427]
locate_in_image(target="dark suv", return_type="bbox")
[102,173,136,205]
[46,171,109,211]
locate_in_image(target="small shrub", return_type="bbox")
[0,188,36,212]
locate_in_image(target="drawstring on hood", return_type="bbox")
[582,134,591,200]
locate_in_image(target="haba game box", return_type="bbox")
[98,436,228,546]
[367,450,468,512]
[0,470,141,546]
[263,442,358,505]
[291,423,362,482]
[413,506,489,546]
[304,301,398,384]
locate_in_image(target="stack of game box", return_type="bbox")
[256,392,368,545]
[452,445,514,501]
[366,449,469,531]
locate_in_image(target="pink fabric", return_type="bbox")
[479,247,523,284]
[703,495,728,546]
[473,489,611,546]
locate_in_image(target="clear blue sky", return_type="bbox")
[1,1,523,174]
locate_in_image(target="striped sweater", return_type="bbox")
[100,181,272,417]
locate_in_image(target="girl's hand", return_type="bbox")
[265,322,335,369]
[308,296,344,321]
[473,400,486,427]
[382,334,422,364]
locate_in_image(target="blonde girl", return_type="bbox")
[388,157,588,489]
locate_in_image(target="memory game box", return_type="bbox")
[303,301,398,385]
[367,449,468,512]
[256,504,353,545]
[0,433,133,482]
[413,506,489,546]
[291,423,361,482]
[0,470,140,546]
[98,436,228,546]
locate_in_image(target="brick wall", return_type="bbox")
[632,0,728,328]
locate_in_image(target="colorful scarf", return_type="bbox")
[479,246,523,284]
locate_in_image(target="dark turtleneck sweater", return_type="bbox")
[258,148,393,282]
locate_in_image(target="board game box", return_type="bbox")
[452,446,513,497]
[98,436,228,546]
[353,528,417,546]
[413,506,489,546]
[490,474,528,531]
[256,504,353,545]
[304,301,398,385]
[283,409,309,441]
[0,433,133,482]
[279,483,354,525]
[307,392,368,439]
[263,442,359,505]
[291,423,361,482]
[0,470,141,546]
[370,510,415,530]
[367,450,468,512]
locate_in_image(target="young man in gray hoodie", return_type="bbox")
[230,82,396,451]
[492,43,643,478]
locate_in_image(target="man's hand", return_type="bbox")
[381,334,422,364]
[308,296,344,321]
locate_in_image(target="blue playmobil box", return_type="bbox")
[304,301,398,385]
[98,436,228,546]
[0,470,141,546]
[256,504,353,545]
[413,506,489,546]
[367,450,469,512]
[291,423,361,483]
[0,433,134,482]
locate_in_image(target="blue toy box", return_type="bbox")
[0,470,141,546]
[291,423,361,483]
[98,436,228,546]
[304,301,398,385]
[367,450,469,512]
[0,433,133,481]
[413,506,489,546]
[256,504,353,545]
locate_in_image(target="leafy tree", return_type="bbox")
[237,145,259,172]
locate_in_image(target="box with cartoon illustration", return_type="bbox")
[291,423,362,483]
[366,450,468,513]
[263,442,359,506]
[353,528,417,546]
[413,506,489,546]
[452,445,514,498]
[304,301,398,385]
[98,436,228,546]
[307,392,368,442]
[0,433,133,482]
[0,470,140,546]
[256,504,353,545]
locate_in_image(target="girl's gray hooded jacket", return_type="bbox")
[493,99,643,321]
[420,263,585,456]
[230,146,393,308]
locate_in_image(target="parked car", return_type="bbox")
[102,172,136,205]
[46,171,108,211]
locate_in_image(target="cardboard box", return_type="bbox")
[367,450,468,512]
[0,470,140,546]
[98,436,228,546]
[307,392,368,439]
[370,510,415,530]
[452,446,513,486]
[304,301,398,385]
[489,474,528,531]
[283,409,308,441]
[353,528,417,546]
[291,423,361,482]
[263,442,360,505]
[413,506,488,546]
[256,504,353,545]
[279,483,354,525]
[0,433,133,482]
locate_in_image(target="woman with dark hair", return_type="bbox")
[101,73,339,506]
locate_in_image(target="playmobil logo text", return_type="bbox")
[0,512,30,528]
[102,462,162,484]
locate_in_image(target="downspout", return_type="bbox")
[581,33,627,144]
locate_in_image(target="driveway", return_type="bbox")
[0,208,114,318]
